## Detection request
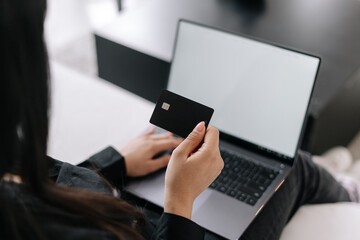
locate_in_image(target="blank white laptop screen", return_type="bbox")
[168,21,320,159]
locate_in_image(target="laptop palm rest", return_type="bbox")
[126,169,256,239]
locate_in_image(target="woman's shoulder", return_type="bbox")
[48,156,113,195]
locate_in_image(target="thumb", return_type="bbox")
[175,121,206,156]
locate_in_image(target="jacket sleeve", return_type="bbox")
[77,146,127,189]
[151,213,205,240]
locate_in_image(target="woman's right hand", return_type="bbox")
[164,122,224,219]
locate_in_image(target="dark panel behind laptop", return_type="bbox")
[95,35,170,103]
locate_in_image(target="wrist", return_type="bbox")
[164,192,194,219]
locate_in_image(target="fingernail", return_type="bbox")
[194,121,205,133]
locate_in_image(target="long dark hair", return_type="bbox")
[0,0,144,239]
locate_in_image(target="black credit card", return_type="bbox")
[150,90,214,138]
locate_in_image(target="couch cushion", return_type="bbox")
[281,203,360,240]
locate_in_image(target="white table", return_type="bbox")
[48,61,154,165]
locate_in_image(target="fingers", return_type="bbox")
[150,131,174,140]
[203,126,219,147]
[147,155,171,172]
[191,125,223,172]
[173,122,206,157]
[146,128,182,151]
[152,137,183,153]
[145,127,156,135]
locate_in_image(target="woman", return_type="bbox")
[0,0,355,240]
[1,0,223,239]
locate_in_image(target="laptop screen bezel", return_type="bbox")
[166,19,321,164]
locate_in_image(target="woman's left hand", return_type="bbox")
[119,128,183,177]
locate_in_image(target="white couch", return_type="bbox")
[48,61,360,240]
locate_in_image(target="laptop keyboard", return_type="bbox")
[209,150,279,206]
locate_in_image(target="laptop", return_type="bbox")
[126,20,320,239]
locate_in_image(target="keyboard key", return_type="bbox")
[229,173,237,180]
[236,193,248,202]
[227,190,237,197]
[253,192,261,198]
[237,185,262,199]
[210,182,218,189]
[247,181,266,192]
[222,177,230,185]
[257,177,267,185]
[218,186,228,193]
[228,181,238,189]
[264,179,271,186]
[246,197,257,206]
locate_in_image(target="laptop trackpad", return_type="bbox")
[126,170,213,209]
[193,190,254,239]
[126,170,166,207]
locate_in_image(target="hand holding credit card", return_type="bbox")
[150,90,214,138]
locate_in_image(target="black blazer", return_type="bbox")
[3,147,205,240]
